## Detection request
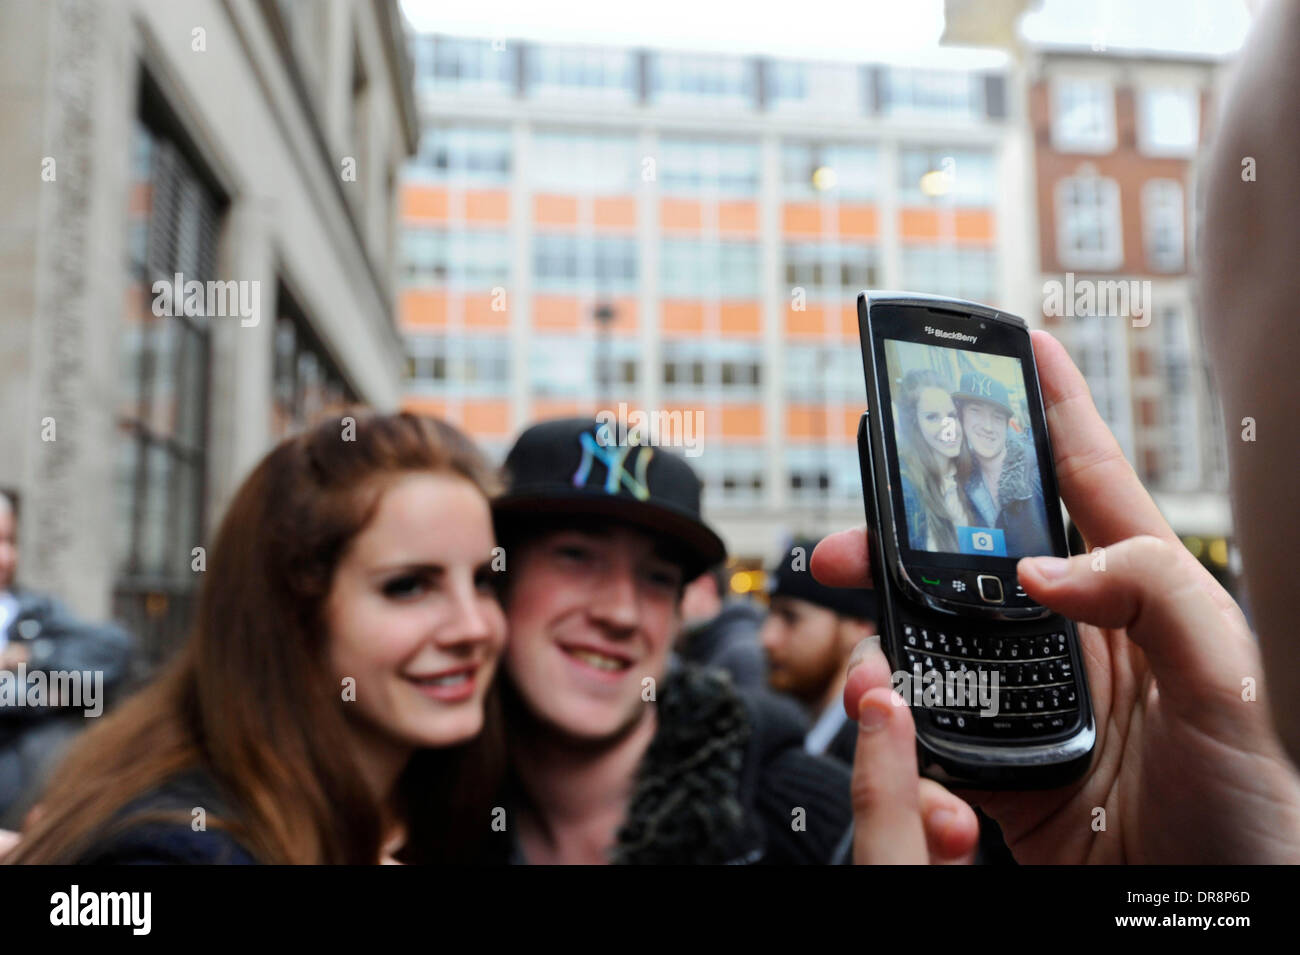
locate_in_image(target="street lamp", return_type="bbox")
[593,302,616,406]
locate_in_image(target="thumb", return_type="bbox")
[1016,535,1248,717]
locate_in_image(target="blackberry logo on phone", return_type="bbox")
[856,291,1095,790]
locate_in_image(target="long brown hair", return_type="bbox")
[8,411,503,864]
[897,369,974,552]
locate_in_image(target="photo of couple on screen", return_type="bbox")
[885,338,1052,559]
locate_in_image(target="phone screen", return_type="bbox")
[882,337,1053,560]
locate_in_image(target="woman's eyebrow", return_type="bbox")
[370,561,446,576]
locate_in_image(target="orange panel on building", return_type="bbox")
[899,207,942,240]
[784,305,826,338]
[531,399,588,421]
[718,200,759,235]
[464,189,509,223]
[719,302,761,337]
[838,304,859,339]
[462,293,510,329]
[533,296,582,330]
[401,290,448,329]
[460,399,512,436]
[660,198,703,232]
[838,204,878,238]
[593,196,637,230]
[403,185,449,220]
[403,396,449,419]
[954,209,995,245]
[662,301,705,336]
[782,202,823,236]
[534,194,579,226]
[720,404,763,439]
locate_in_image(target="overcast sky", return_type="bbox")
[400,0,1253,64]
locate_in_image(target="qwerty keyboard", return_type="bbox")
[896,619,1083,740]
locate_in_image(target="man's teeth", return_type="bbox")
[568,649,628,671]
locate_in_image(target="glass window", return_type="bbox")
[533,234,638,294]
[527,45,637,103]
[1068,314,1133,461]
[421,36,515,96]
[880,68,982,121]
[650,52,756,108]
[783,241,879,299]
[115,117,218,664]
[1142,179,1185,272]
[693,444,766,506]
[1056,175,1123,269]
[661,340,763,398]
[402,228,510,289]
[272,300,357,441]
[406,334,511,396]
[782,142,878,200]
[1137,86,1199,157]
[900,246,997,303]
[767,62,859,113]
[786,446,860,505]
[1154,304,1200,488]
[659,137,760,197]
[785,345,865,402]
[661,239,761,299]
[530,335,639,397]
[898,147,995,205]
[1051,77,1116,153]
[408,125,512,185]
[531,130,639,195]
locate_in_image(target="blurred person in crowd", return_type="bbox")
[482,418,856,864]
[954,372,1052,557]
[6,413,507,864]
[897,370,976,553]
[813,330,1300,864]
[674,563,766,689]
[761,537,875,766]
[0,490,133,830]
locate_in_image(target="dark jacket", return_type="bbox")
[676,601,767,690]
[964,435,1052,557]
[484,665,854,864]
[0,588,134,826]
[73,770,258,865]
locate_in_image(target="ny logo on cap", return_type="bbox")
[573,432,654,500]
[970,374,996,397]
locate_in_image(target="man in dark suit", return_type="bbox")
[0,490,134,827]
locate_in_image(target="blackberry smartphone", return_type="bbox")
[855,291,1094,789]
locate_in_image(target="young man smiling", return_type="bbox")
[484,419,852,865]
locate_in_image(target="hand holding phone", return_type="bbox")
[821,309,1300,863]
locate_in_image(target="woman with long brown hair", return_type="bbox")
[896,369,976,554]
[6,411,506,864]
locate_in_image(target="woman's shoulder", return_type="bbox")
[75,769,260,865]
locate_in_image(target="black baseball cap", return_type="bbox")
[767,537,877,621]
[492,418,726,578]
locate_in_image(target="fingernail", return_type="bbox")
[858,695,891,732]
[1025,556,1069,580]
[846,634,881,672]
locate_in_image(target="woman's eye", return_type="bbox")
[382,575,427,599]
[475,569,501,595]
